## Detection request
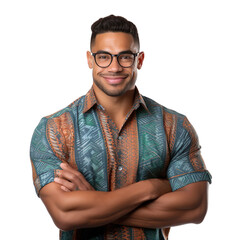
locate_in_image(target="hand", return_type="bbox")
[54,163,95,192]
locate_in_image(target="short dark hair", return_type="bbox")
[90,15,140,50]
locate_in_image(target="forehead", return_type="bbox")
[92,32,138,53]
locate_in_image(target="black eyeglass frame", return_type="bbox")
[91,51,139,68]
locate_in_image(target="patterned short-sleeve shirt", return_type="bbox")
[30,87,212,240]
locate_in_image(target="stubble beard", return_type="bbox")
[93,73,137,97]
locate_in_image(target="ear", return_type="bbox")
[137,52,145,70]
[87,51,93,69]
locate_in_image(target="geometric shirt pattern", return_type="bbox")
[30,87,212,240]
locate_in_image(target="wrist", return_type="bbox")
[138,179,160,201]
[144,178,172,200]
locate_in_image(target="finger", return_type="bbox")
[60,163,95,191]
[58,169,83,188]
[58,169,90,191]
[54,177,76,191]
[60,185,70,192]
[61,163,84,179]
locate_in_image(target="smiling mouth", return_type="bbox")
[100,74,128,85]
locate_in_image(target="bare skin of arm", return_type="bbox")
[55,163,208,229]
[115,181,208,229]
[40,169,171,231]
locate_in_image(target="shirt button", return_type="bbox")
[118,165,123,171]
[118,136,123,140]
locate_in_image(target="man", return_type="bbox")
[30,15,212,240]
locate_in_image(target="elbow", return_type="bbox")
[55,222,72,232]
[192,201,208,224]
[57,223,75,232]
[194,208,207,224]
[55,219,73,232]
[189,185,209,225]
[53,211,73,231]
[52,211,88,231]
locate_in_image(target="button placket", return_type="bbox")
[118,165,123,171]
[118,135,123,140]
[116,133,124,179]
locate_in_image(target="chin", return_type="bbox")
[101,88,128,97]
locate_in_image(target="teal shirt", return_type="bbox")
[30,89,211,240]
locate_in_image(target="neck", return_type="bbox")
[92,84,136,129]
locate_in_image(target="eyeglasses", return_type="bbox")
[91,51,139,68]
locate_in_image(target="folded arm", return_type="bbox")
[115,181,208,229]
[39,176,170,231]
[49,163,208,230]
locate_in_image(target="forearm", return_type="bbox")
[116,182,208,229]
[41,179,161,231]
[60,186,147,229]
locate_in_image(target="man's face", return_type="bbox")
[87,32,144,97]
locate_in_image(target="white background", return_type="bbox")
[1,0,239,239]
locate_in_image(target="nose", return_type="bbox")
[108,56,123,72]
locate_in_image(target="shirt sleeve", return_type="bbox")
[30,117,62,196]
[167,117,212,191]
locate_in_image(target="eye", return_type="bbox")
[119,54,134,61]
[96,54,111,60]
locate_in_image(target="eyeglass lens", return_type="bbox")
[95,53,135,68]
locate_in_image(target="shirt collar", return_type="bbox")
[133,87,149,112]
[83,87,98,113]
[83,86,149,114]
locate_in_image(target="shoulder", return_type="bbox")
[32,95,85,142]
[45,95,85,120]
[142,96,195,143]
[142,95,186,121]
[31,96,86,161]
[43,95,86,140]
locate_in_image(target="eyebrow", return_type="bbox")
[94,50,135,55]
